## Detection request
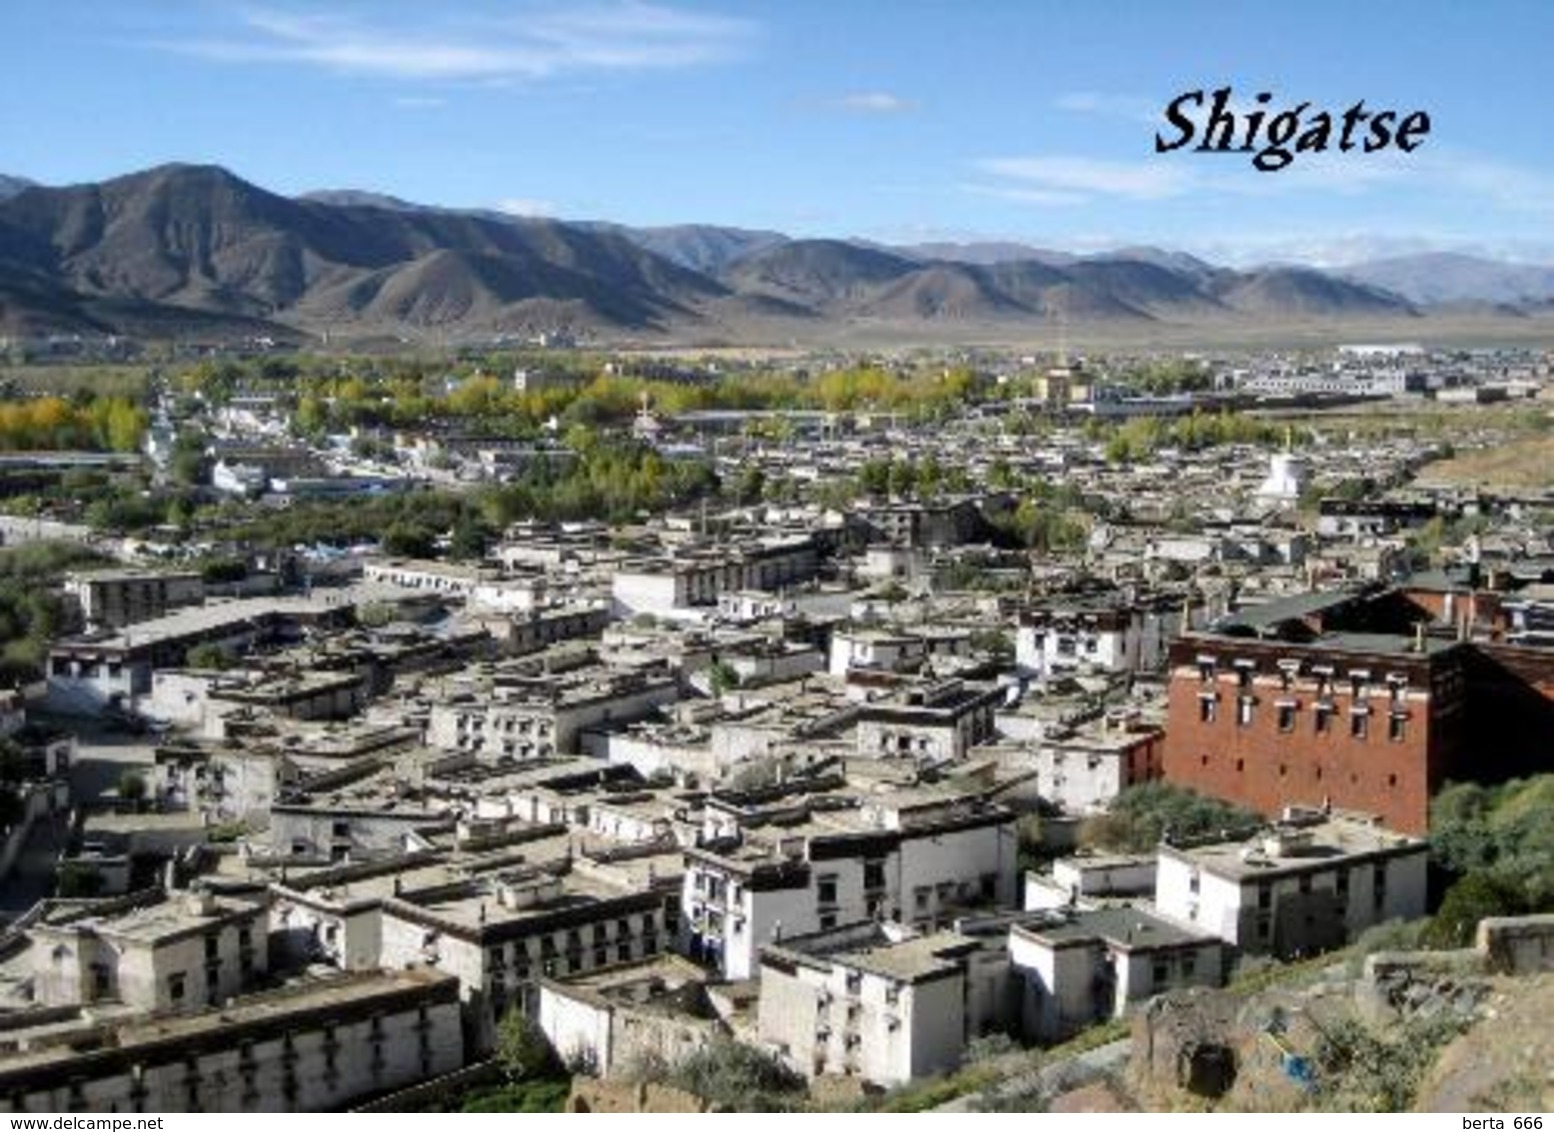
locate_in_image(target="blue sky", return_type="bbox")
[4,0,1553,264]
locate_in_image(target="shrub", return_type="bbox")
[117,769,148,803]
[646,1039,807,1112]
[1347,918,1431,975]
[1313,1014,1468,1111]
[185,642,233,670]
[1425,871,1526,949]
[1080,783,1261,854]
[494,1010,558,1083]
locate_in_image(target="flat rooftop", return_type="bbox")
[0,968,454,1074]
[832,929,978,982]
[1164,815,1426,882]
[35,893,261,946]
[1015,905,1212,950]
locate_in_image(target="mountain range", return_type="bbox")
[0,163,1550,344]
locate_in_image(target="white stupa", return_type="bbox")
[1255,444,1305,505]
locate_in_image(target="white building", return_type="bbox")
[0,969,462,1113]
[1008,907,1224,1044]
[610,538,820,621]
[1021,713,1165,815]
[363,559,547,613]
[1025,853,1158,910]
[757,920,1008,1086]
[682,795,1019,980]
[537,954,727,1077]
[64,569,205,631]
[425,668,681,759]
[378,864,680,1053]
[31,890,268,1015]
[1153,814,1429,957]
[853,680,1002,764]
[1015,596,1196,680]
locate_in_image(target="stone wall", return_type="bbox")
[566,1078,716,1113]
[1477,914,1554,975]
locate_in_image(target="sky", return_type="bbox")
[3,0,1553,265]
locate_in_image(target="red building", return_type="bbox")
[1162,631,1470,835]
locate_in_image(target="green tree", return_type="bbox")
[185,642,233,670]
[117,769,148,805]
[1425,870,1527,948]
[56,861,105,899]
[382,521,437,559]
[708,660,741,695]
[448,516,494,562]
[494,1009,558,1083]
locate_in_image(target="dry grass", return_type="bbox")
[1419,433,1554,489]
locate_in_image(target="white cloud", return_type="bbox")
[496,198,558,217]
[1054,91,1157,123]
[155,3,756,82]
[827,91,914,115]
[972,142,1554,218]
[976,156,1193,201]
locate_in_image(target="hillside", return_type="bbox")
[0,164,723,338]
[0,163,1541,343]
[1341,252,1554,305]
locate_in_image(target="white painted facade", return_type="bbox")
[683,806,1018,980]
[1153,823,1430,957]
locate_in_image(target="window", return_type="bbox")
[863,858,886,892]
[1336,869,1350,900]
[817,874,838,905]
[1256,884,1272,910]
[1315,706,1332,735]
[1388,714,1406,742]
[1181,954,1197,978]
[1188,872,1200,895]
[1298,874,1312,895]
[168,972,187,1002]
[331,820,350,838]
[1277,704,1296,733]
[1199,696,1217,723]
[1350,712,1369,740]
[1236,697,1254,727]
[1152,960,1169,985]
[819,912,838,931]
